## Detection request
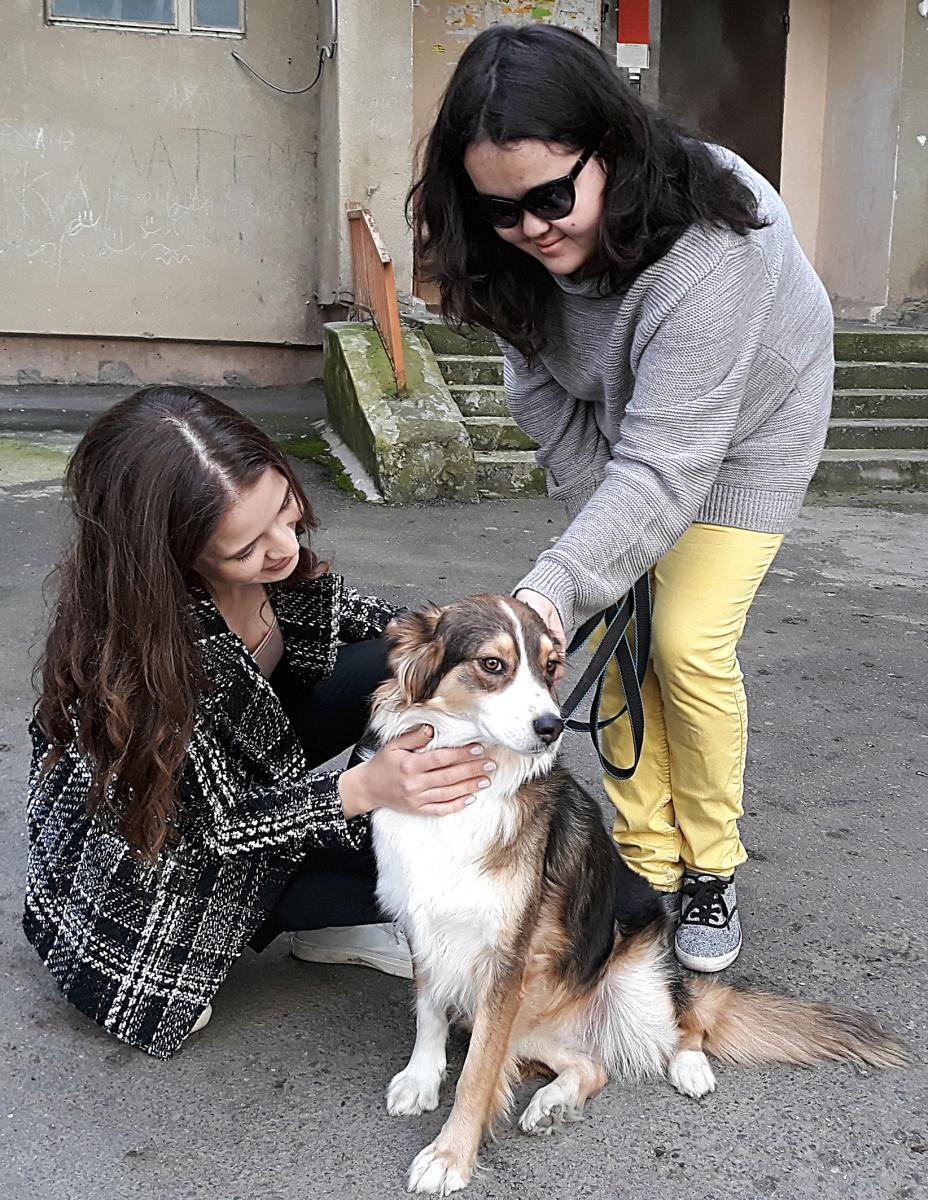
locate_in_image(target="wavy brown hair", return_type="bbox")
[35,385,324,861]
[409,24,767,358]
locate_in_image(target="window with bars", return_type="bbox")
[47,1,244,35]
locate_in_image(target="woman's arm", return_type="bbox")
[192,719,491,859]
[515,242,773,633]
[338,585,401,643]
[500,341,612,519]
[188,719,363,857]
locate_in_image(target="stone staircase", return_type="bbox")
[821,327,928,490]
[413,320,544,500]
[415,317,928,499]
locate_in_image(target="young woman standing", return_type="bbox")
[410,24,833,972]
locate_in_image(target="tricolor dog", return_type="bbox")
[369,595,905,1196]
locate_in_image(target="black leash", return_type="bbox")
[559,573,651,780]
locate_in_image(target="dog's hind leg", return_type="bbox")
[387,975,449,1117]
[515,1034,608,1136]
[666,1045,717,1098]
[665,987,717,1099]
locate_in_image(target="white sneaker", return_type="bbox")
[290,923,413,979]
[190,1003,213,1034]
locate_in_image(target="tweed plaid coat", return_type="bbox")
[23,573,397,1059]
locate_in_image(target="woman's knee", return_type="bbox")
[650,614,739,687]
[279,637,392,764]
[336,637,392,693]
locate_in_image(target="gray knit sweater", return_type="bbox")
[506,148,834,633]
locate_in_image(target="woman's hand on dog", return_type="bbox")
[514,588,568,683]
[339,725,495,818]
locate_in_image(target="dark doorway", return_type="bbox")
[658,0,790,188]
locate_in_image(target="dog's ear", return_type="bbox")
[387,605,445,705]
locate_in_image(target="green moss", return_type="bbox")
[323,321,479,503]
[350,336,396,398]
[277,434,366,501]
[348,327,428,398]
[0,437,69,486]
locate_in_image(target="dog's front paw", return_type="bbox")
[667,1049,717,1098]
[387,1065,443,1116]
[407,1141,471,1195]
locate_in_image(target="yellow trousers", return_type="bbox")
[601,523,783,892]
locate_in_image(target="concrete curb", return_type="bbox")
[323,322,478,505]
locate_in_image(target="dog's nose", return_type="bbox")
[533,713,565,744]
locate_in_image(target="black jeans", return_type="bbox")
[250,639,391,950]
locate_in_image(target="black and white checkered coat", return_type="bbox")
[23,573,397,1059]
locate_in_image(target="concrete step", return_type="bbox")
[833,361,928,390]
[826,419,928,450]
[436,354,504,386]
[834,327,928,363]
[463,416,536,452]
[412,319,499,356]
[448,383,509,417]
[443,360,928,398]
[424,319,928,364]
[474,450,547,499]
[811,449,928,491]
[831,389,928,419]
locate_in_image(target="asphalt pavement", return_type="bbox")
[0,392,925,1200]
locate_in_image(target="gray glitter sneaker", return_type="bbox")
[674,872,742,972]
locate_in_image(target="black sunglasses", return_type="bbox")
[471,147,597,230]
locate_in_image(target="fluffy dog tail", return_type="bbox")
[684,977,908,1068]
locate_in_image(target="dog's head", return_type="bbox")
[377,595,566,757]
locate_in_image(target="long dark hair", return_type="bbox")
[36,385,324,861]
[410,24,766,357]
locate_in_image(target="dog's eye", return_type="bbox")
[545,658,559,676]
[479,657,505,675]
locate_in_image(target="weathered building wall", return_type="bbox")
[887,2,928,322]
[779,0,831,264]
[3,0,925,390]
[412,0,603,153]
[780,0,928,324]
[316,0,414,307]
[0,0,321,345]
[413,2,466,156]
[814,0,906,320]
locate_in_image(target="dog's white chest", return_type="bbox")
[373,800,521,1012]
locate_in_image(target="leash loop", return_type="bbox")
[559,573,651,780]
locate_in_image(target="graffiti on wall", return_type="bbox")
[0,117,314,282]
[445,2,600,42]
